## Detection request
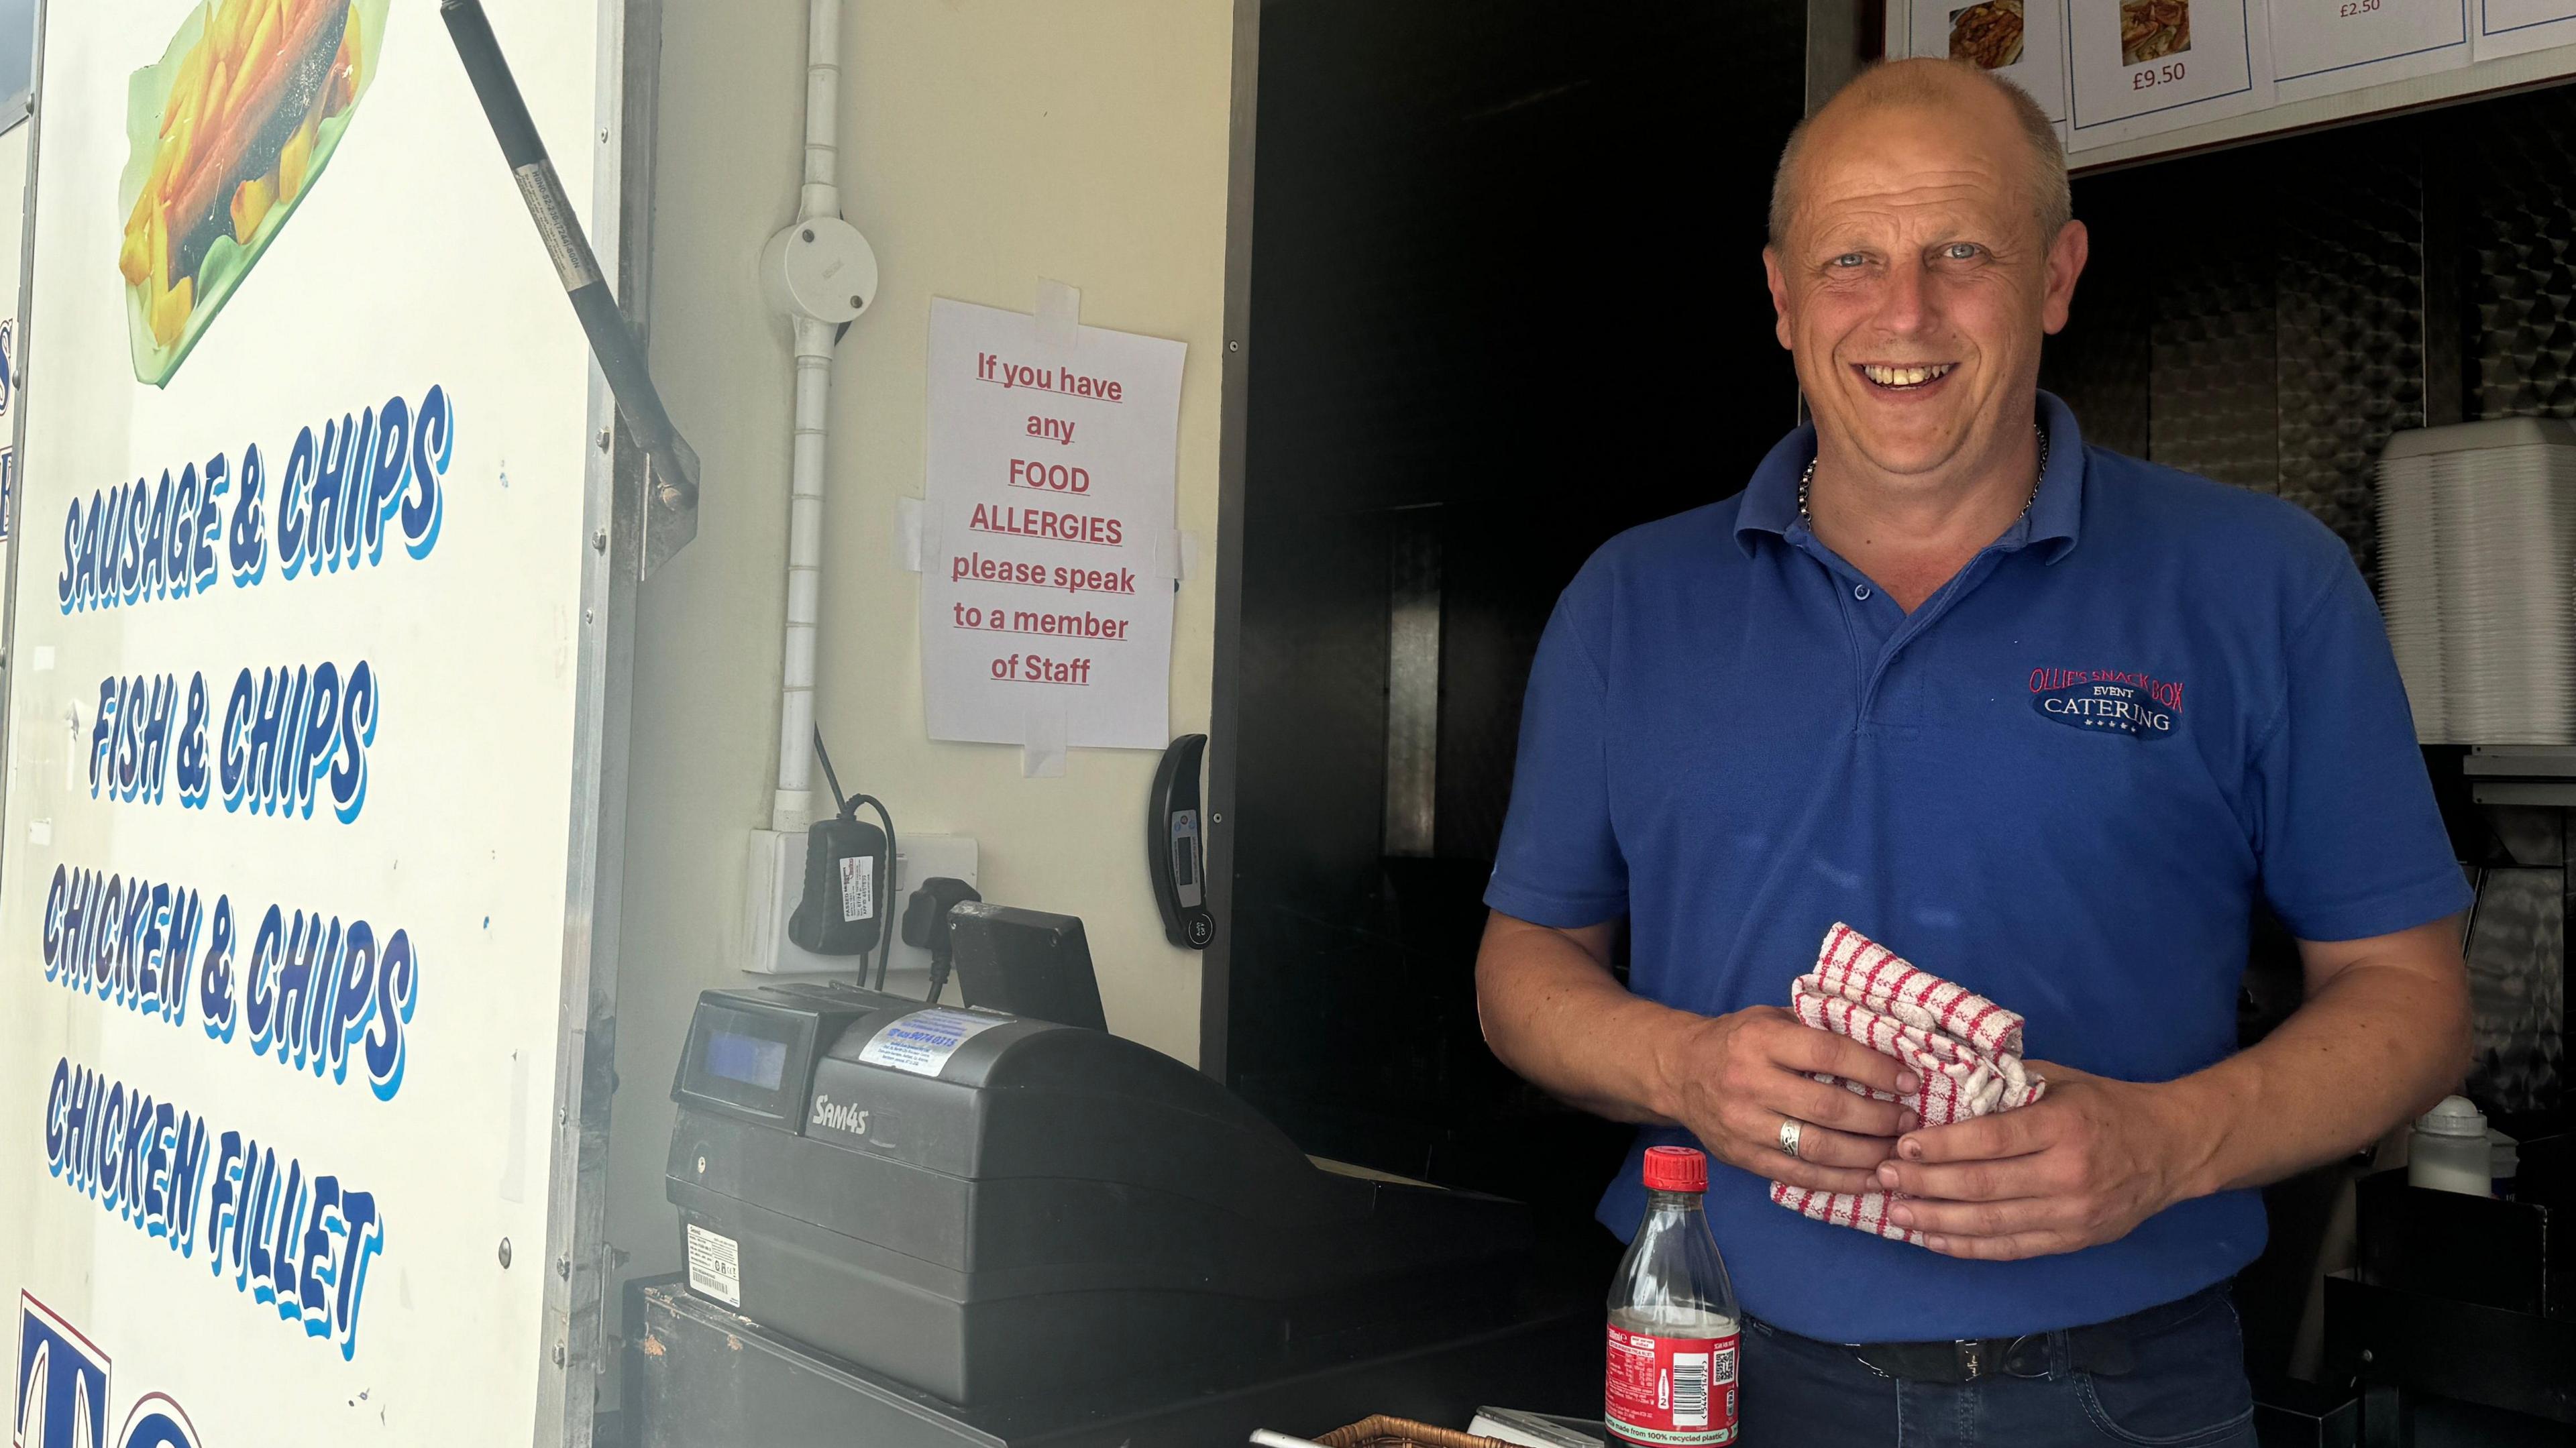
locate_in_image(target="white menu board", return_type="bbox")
[2069,0,2277,148]
[0,1,622,1445]
[919,297,1186,758]
[1907,0,2072,127]
[2471,0,2576,56]
[2269,0,2469,99]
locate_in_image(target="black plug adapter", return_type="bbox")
[902,877,983,1003]
[788,812,888,956]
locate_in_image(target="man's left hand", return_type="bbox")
[1872,1062,2214,1262]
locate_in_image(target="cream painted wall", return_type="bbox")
[606,0,1242,1315]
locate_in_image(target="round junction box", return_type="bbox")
[762,216,879,325]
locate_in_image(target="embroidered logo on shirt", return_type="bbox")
[2028,667,2184,740]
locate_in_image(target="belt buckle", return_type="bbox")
[1955,1333,2043,1382]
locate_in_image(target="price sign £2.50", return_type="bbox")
[2269,0,2469,100]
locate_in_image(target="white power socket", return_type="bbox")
[735,828,979,987]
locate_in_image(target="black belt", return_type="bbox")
[1772,1283,2227,1385]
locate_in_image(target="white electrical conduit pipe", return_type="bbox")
[772,0,844,834]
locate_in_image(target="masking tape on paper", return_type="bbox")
[1022,693,1069,779]
[896,497,925,572]
[1149,529,1199,582]
[1035,278,1081,351]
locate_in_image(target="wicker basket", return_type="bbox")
[1311,1416,1513,1448]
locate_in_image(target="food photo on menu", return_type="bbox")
[2121,0,2192,65]
[117,0,388,387]
[1948,0,2027,70]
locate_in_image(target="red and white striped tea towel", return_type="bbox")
[1767,922,2045,1245]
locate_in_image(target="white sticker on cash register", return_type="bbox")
[839,854,875,922]
[857,1007,1010,1077]
[685,1223,743,1308]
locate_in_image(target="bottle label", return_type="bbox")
[1605,1323,1738,1446]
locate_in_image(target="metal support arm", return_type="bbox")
[441,0,700,576]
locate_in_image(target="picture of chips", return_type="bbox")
[2120,0,2191,66]
[1948,0,2025,71]
[115,0,390,386]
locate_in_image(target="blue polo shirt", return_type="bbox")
[1486,392,2469,1343]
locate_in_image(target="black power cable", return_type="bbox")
[812,725,851,814]
[812,728,896,990]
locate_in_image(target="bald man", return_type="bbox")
[1476,60,2468,1445]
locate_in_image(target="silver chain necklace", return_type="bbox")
[1797,424,2050,527]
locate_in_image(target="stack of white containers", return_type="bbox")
[2377,418,2576,744]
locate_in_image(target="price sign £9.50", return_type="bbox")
[2069,0,2275,148]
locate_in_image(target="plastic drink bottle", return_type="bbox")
[1605,1146,1741,1446]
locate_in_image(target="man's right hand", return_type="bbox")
[1475,913,1919,1194]
[1660,1005,1919,1194]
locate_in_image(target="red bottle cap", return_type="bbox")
[1642,1146,1707,1192]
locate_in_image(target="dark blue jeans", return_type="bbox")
[1738,1284,2258,1447]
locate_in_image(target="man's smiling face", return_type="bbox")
[1765,85,2082,488]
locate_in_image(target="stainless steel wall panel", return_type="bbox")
[2149,203,2280,494]
[2466,867,2565,1115]
[1382,508,1443,859]
[2041,181,2153,459]
[2275,142,2425,580]
[2467,94,2576,423]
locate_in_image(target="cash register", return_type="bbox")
[634,909,1593,1445]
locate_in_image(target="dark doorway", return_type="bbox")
[1222,0,1811,1237]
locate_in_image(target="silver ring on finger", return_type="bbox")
[1777,1117,1804,1160]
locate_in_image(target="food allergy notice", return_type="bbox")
[920,296,1187,751]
